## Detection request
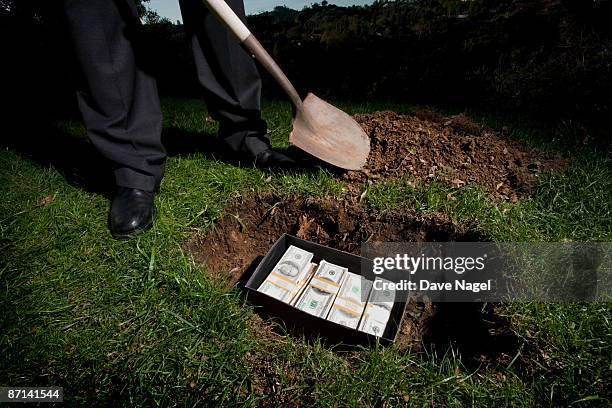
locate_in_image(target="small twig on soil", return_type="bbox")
[230,214,247,232]
[261,201,282,222]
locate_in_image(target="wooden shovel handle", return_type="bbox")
[243,35,303,110]
[202,0,303,109]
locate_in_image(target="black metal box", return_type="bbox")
[244,234,409,346]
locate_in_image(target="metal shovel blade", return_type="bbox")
[289,94,370,170]
[198,2,371,171]
[290,94,370,171]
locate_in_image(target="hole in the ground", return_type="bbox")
[422,302,520,366]
[186,193,518,361]
[186,193,481,284]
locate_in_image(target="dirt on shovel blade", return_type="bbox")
[344,111,567,201]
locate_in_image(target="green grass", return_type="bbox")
[366,152,611,242]
[1,98,610,406]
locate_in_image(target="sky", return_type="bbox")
[147,0,374,23]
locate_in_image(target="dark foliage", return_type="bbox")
[1,0,76,121]
[2,0,610,145]
[247,0,611,145]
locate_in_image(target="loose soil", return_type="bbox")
[186,193,480,287]
[186,193,517,362]
[344,111,567,201]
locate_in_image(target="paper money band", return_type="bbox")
[338,296,362,308]
[263,279,292,293]
[365,298,393,312]
[331,303,361,317]
[363,303,392,318]
[270,271,299,286]
[310,276,341,294]
[266,272,298,292]
[332,296,364,316]
[363,304,376,316]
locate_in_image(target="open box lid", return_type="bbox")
[244,234,409,346]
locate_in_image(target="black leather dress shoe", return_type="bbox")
[108,187,156,240]
[237,134,297,169]
[253,148,297,169]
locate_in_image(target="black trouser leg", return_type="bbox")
[63,0,165,192]
[179,0,270,155]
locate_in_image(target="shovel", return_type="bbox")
[203,0,370,170]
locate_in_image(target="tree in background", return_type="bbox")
[2,0,610,146]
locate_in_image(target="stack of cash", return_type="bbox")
[257,245,315,305]
[327,272,372,329]
[259,245,400,339]
[358,278,396,337]
[295,260,347,318]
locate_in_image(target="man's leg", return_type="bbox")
[64,0,164,238]
[64,0,165,191]
[178,0,294,165]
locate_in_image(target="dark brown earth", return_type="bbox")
[186,194,517,359]
[344,111,567,201]
[186,193,480,288]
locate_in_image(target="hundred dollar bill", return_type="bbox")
[288,262,317,306]
[327,272,372,329]
[315,260,346,286]
[368,277,396,310]
[258,245,314,303]
[295,286,335,317]
[358,278,396,337]
[358,304,391,337]
[327,307,362,329]
[259,262,317,305]
[337,272,372,305]
[296,260,347,318]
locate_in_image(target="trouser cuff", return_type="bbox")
[114,168,159,192]
[222,130,271,156]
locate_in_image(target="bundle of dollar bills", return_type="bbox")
[358,278,396,337]
[327,272,373,329]
[295,260,347,318]
[258,244,399,339]
[257,245,315,305]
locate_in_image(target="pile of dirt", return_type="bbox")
[344,111,567,201]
